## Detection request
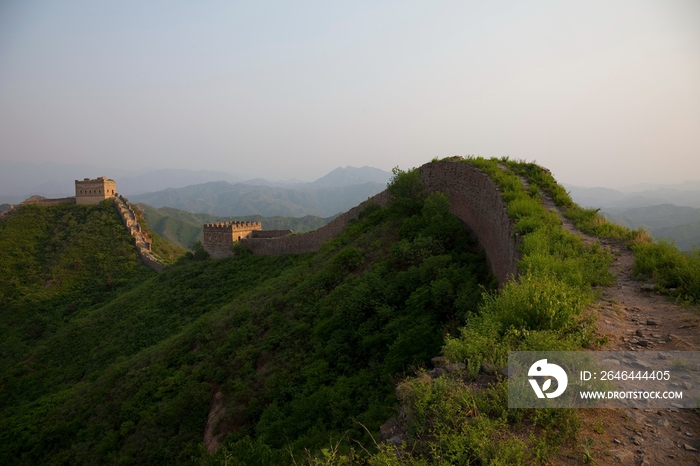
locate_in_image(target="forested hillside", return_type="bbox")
[3,160,697,465]
[0,170,495,464]
[0,201,154,360]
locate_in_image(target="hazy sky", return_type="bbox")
[1,1,698,186]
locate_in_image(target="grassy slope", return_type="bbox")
[355,158,616,465]
[357,157,698,466]
[512,160,700,304]
[0,173,495,465]
[138,203,334,249]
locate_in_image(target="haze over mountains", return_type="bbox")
[566,182,700,251]
[130,166,391,217]
[0,162,391,212]
[565,182,700,210]
[0,161,244,202]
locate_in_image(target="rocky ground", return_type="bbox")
[548,197,700,465]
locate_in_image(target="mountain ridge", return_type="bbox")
[130,179,388,217]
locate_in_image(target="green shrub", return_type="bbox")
[484,271,588,331]
[387,167,426,216]
[633,241,700,303]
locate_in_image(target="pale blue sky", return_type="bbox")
[1,1,698,186]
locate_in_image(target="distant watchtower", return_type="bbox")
[75,177,117,205]
[203,221,262,258]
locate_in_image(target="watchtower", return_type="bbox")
[203,221,263,258]
[75,177,117,205]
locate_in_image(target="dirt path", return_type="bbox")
[539,191,700,465]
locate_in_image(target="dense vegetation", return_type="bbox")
[137,203,333,249]
[0,171,494,465]
[0,201,154,365]
[3,159,696,465]
[326,158,615,465]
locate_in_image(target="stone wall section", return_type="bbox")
[240,160,519,286]
[240,190,392,256]
[114,195,164,272]
[19,195,77,207]
[417,161,519,285]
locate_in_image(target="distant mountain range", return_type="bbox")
[129,166,392,218]
[130,181,385,218]
[565,182,700,209]
[599,204,700,251]
[239,166,391,189]
[565,181,700,250]
[0,161,393,213]
[0,161,244,201]
[114,169,241,195]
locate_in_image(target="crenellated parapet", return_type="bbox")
[203,221,270,258]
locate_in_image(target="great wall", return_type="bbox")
[2,176,166,272]
[113,195,165,272]
[2,161,520,283]
[202,221,293,258]
[204,160,519,286]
